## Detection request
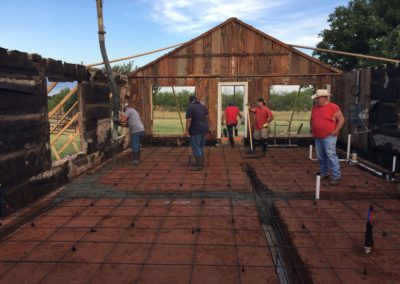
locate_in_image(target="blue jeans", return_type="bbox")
[314,135,341,179]
[190,134,205,157]
[227,123,237,138]
[131,131,144,153]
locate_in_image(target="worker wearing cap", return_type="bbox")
[185,95,209,170]
[310,89,345,185]
[222,102,243,147]
[120,103,144,165]
[249,98,274,155]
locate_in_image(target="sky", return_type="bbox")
[0,0,349,69]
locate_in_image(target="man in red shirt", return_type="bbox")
[222,103,243,147]
[249,98,274,155]
[310,89,345,185]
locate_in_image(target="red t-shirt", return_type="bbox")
[225,106,240,125]
[311,102,340,138]
[254,106,273,130]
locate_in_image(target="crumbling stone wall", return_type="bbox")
[0,47,127,216]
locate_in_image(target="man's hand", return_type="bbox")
[331,129,339,136]
[185,130,190,137]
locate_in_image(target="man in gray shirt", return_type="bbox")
[120,103,144,165]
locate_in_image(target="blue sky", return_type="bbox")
[1,0,349,68]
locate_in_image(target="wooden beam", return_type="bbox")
[170,52,289,58]
[51,145,61,161]
[130,72,341,79]
[58,131,80,155]
[47,82,58,93]
[87,42,187,67]
[48,86,78,119]
[50,112,79,147]
[50,101,78,134]
[289,44,400,64]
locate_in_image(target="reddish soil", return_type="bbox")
[0,146,398,283]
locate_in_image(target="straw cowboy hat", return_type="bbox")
[311,89,331,100]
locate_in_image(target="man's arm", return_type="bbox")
[185,118,191,137]
[119,113,128,124]
[331,110,345,136]
[267,112,274,123]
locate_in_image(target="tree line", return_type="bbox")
[269,89,314,112]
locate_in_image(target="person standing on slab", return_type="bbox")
[249,97,274,155]
[185,95,209,171]
[310,89,345,185]
[120,103,144,165]
[222,102,243,147]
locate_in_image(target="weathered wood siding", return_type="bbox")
[129,18,340,137]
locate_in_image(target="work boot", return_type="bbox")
[262,141,268,156]
[190,157,202,171]
[229,137,234,148]
[199,156,204,167]
[133,151,140,166]
[329,177,341,186]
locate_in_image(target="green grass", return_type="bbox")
[153,110,311,136]
[51,133,81,161]
[153,119,185,136]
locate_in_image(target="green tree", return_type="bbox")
[269,89,313,112]
[152,89,193,111]
[314,0,400,70]
[106,60,137,74]
[48,87,77,113]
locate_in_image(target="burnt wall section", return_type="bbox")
[333,63,400,171]
[79,70,111,154]
[0,47,127,217]
[0,48,51,189]
[370,64,400,169]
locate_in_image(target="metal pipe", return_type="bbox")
[309,145,313,160]
[315,172,321,200]
[354,161,384,177]
[96,0,120,143]
[346,134,351,160]
[392,156,397,173]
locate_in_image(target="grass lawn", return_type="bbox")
[153,110,311,136]
[51,133,81,160]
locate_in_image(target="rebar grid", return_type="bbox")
[0,146,398,283]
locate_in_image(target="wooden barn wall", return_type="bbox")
[130,20,338,137]
[130,75,334,138]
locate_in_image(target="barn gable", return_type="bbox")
[130,17,341,79]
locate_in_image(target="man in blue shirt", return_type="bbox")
[185,95,209,171]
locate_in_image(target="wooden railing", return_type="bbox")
[48,82,82,160]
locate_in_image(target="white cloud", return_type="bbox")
[143,0,339,48]
[262,13,331,47]
[149,0,286,34]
